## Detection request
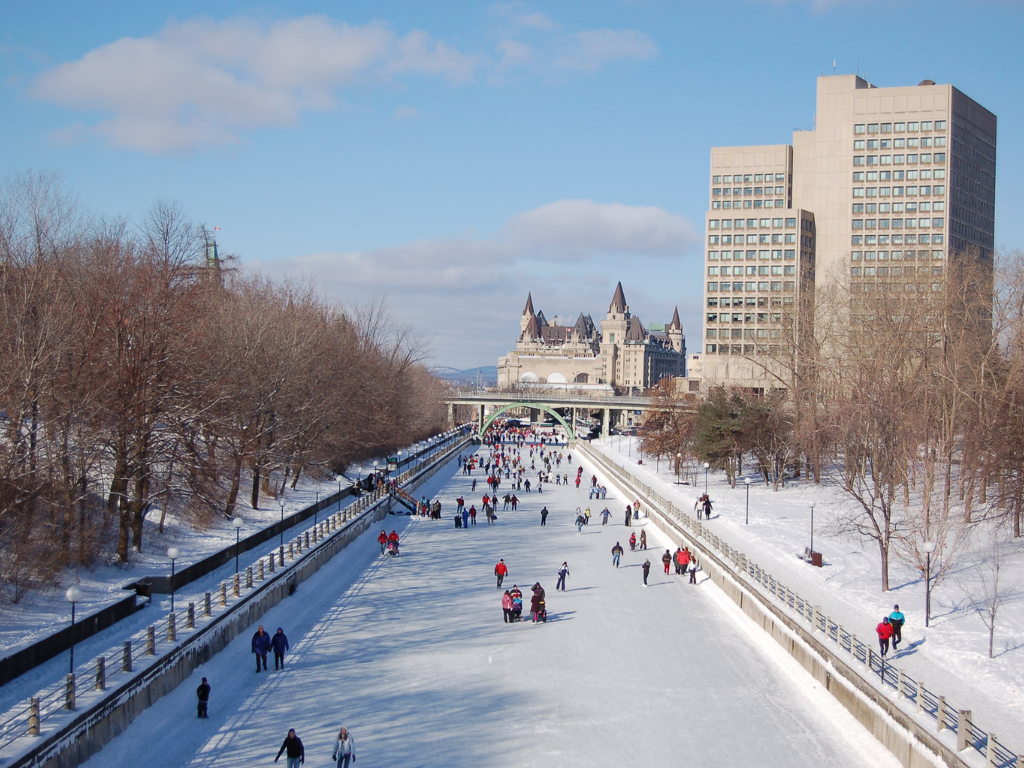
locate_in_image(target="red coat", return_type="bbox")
[377,532,388,545]
[494,561,509,577]
[876,622,893,640]
[388,531,399,544]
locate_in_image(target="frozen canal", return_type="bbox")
[83,447,900,768]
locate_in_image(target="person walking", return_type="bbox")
[611,542,624,568]
[502,590,513,623]
[876,617,894,657]
[196,677,210,719]
[332,726,356,767]
[494,559,509,589]
[639,529,647,550]
[642,559,651,586]
[624,506,632,527]
[629,532,637,551]
[703,496,713,519]
[274,728,304,767]
[377,530,388,555]
[688,554,699,584]
[252,625,271,672]
[540,506,549,526]
[530,583,546,623]
[661,549,672,575]
[888,605,905,651]
[556,562,569,591]
[271,627,290,670]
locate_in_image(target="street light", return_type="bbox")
[676,452,682,485]
[745,477,751,524]
[703,462,710,495]
[314,491,319,526]
[923,540,936,627]
[65,586,82,675]
[167,547,180,613]
[809,503,816,556]
[279,496,286,550]
[232,517,243,574]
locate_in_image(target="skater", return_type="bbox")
[639,529,647,550]
[495,558,509,589]
[575,511,585,534]
[502,590,513,623]
[377,530,388,555]
[624,506,632,527]
[540,506,549,526]
[642,559,651,586]
[662,549,672,575]
[196,676,210,719]
[472,478,477,492]
[456,496,464,513]
[876,616,893,657]
[510,585,523,621]
[471,505,478,525]
[888,605,905,651]
[584,508,591,525]
[511,494,519,510]
[703,496,713,519]
[629,532,637,551]
[601,507,611,525]
[556,562,569,591]
[530,582,546,622]
[633,499,642,519]
[252,625,271,672]
[454,512,462,529]
[274,728,305,767]
[332,726,356,768]
[271,627,290,670]
[463,506,471,528]
[688,556,699,584]
[611,541,624,568]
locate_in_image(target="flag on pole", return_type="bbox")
[214,226,221,231]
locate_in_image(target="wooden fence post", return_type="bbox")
[147,625,156,655]
[957,710,972,751]
[95,656,106,690]
[937,696,947,730]
[65,674,76,710]
[123,641,133,672]
[258,559,265,581]
[28,697,40,735]
[220,582,227,606]
[916,680,925,714]
[233,572,240,597]
[246,566,253,589]
[188,602,196,629]
[168,612,176,642]
[204,592,212,616]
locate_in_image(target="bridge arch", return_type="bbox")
[479,402,576,441]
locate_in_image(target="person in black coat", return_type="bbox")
[196,677,210,718]
[252,625,272,672]
[271,627,290,670]
[275,729,304,766]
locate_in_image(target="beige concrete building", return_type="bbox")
[497,283,686,393]
[698,75,996,389]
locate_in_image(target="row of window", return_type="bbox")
[709,265,796,276]
[853,153,946,166]
[852,218,944,229]
[853,199,944,215]
[712,173,789,183]
[854,137,946,150]
[713,187,788,196]
[708,250,798,260]
[707,297,772,308]
[853,233,945,245]
[709,232,797,244]
[704,344,794,355]
[852,250,945,261]
[851,266,943,277]
[853,188,945,200]
[707,312,781,322]
[706,281,796,292]
[854,120,947,134]
[854,169,945,181]
[712,200,786,209]
[850,283,944,293]
[709,217,797,229]
[707,328,783,340]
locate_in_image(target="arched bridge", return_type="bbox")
[445,391,659,441]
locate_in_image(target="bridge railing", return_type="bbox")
[576,441,1022,768]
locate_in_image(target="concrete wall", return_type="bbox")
[576,442,971,768]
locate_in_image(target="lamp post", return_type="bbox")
[167,547,180,613]
[923,540,936,627]
[279,497,286,550]
[703,462,710,495]
[65,586,82,675]
[373,460,379,485]
[397,450,403,475]
[744,477,751,525]
[232,517,243,574]
[676,453,682,485]
[809,502,816,556]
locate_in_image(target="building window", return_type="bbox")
[855,124,866,134]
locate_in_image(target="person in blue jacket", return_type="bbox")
[252,625,272,672]
[271,627,290,670]
[888,605,905,651]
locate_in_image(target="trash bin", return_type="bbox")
[811,552,823,568]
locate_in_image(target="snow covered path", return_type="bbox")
[81,448,901,768]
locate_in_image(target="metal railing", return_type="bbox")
[577,441,1023,768]
[0,431,473,762]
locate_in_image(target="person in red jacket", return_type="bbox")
[876,616,894,657]
[494,559,509,589]
[377,530,388,555]
[388,530,399,545]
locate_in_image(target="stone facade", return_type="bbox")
[497,283,686,392]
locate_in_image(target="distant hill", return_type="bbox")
[431,365,498,387]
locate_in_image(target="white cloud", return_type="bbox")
[553,30,657,72]
[492,3,560,31]
[504,199,696,254]
[496,39,533,69]
[392,106,423,120]
[30,16,475,152]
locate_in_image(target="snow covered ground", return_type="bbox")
[79,447,902,768]
[590,436,1024,749]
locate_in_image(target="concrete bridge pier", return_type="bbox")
[529,407,541,424]
[478,404,485,434]
[601,407,610,437]
[448,402,456,427]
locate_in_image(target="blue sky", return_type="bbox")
[2,1,1021,368]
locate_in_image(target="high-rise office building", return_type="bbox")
[698,75,996,389]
